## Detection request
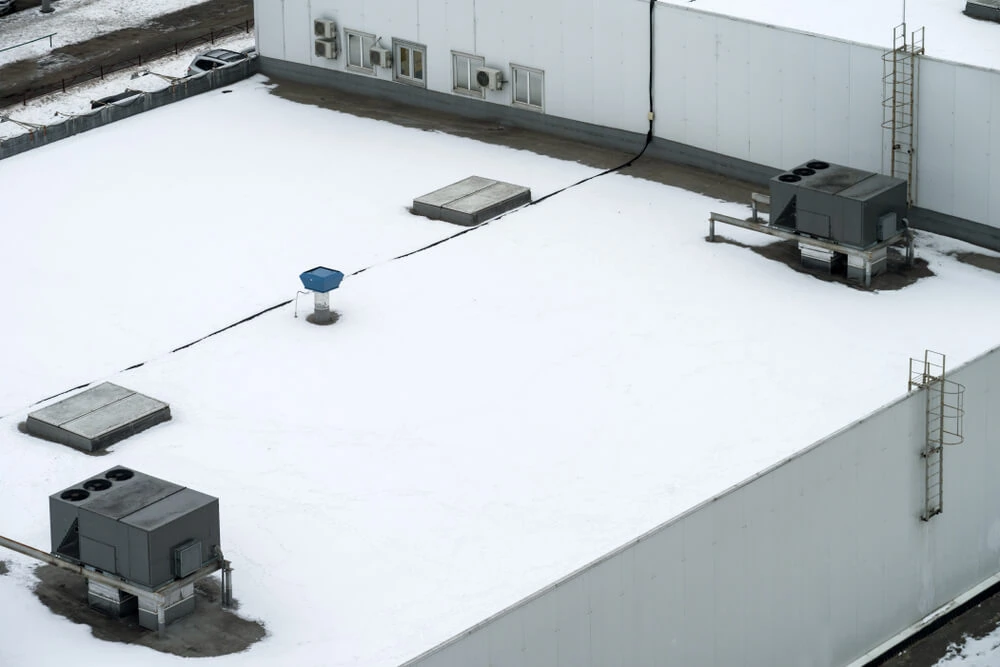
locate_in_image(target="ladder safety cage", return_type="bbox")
[908,350,965,521]
[882,24,925,207]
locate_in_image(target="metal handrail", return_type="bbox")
[0,32,56,55]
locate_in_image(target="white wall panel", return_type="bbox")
[653,3,688,147]
[744,20,786,169]
[678,13,720,152]
[654,5,886,174]
[990,75,1000,228]
[811,39,853,165]
[776,30,819,167]
[713,16,751,161]
[254,0,286,60]
[380,0,420,43]
[946,66,992,224]
[591,0,647,133]
[915,59,957,219]
[282,0,312,65]
[846,44,884,172]
[442,0,475,54]
[551,0,595,131]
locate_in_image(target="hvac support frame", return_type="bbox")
[708,209,914,288]
[0,533,232,635]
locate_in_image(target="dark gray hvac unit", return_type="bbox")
[50,467,220,589]
[769,160,908,248]
[965,0,1000,23]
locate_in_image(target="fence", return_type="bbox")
[0,57,260,161]
[0,19,254,107]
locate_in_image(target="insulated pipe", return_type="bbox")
[0,533,223,603]
[0,533,156,599]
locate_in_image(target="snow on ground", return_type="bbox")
[936,626,1000,665]
[2,77,1000,667]
[0,32,256,139]
[0,0,221,68]
[658,0,1000,71]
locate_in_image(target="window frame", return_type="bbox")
[510,64,544,112]
[451,51,486,99]
[344,28,376,74]
[392,38,427,87]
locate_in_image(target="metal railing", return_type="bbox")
[0,32,57,55]
[4,19,254,107]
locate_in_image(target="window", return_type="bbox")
[345,29,376,73]
[511,64,544,111]
[393,39,426,87]
[452,51,485,98]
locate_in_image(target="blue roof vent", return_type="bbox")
[299,266,344,293]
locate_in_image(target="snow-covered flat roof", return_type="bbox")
[2,78,1000,667]
[658,0,1000,71]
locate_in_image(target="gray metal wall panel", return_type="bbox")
[49,497,78,553]
[552,575,589,666]
[254,0,286,60]
[484,604,525,665]
[402,345,1000,667]
[680,510,715,665]
[127,524,150,586]
[79,536,116,573]
[990,76,1000,230]
[143,499,220,588]
[585,557,625,667]
[518,591,559,667]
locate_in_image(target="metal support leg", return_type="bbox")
[708,218,715,242]
[906,233,915,266]
[157,605,167,638]
[222,563,233,608]
[865,259,872,287]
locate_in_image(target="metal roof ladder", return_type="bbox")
[882,24,925,206]
[908,350,965,521]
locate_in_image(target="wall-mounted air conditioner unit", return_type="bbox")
[476,67,503,91]
[315,36,340,59]
[370,45,392,68]
[314,19,338,39]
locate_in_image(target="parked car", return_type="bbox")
[0,0,17,17]
[186,49,250,76]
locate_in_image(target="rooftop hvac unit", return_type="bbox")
[370,45,392,68]
[768,160,907,248]
[475,67,503,91]
[315,36,340,59]
[314,19,338,39]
